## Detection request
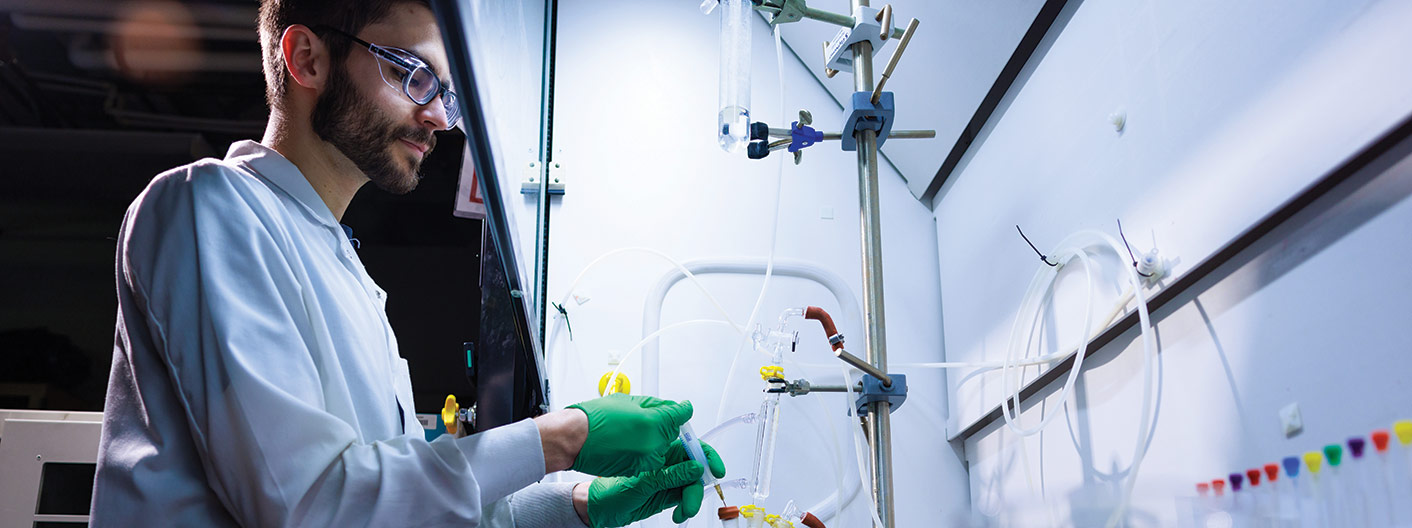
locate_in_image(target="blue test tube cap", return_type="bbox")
[1229,473,1244,491]
[1282,456,1301,478]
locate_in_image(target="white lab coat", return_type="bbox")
[90,141,585,527]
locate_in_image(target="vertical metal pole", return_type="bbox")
[849,0,894,526]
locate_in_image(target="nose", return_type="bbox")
[416,93,450,131]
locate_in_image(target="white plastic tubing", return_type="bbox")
[639,259,862,396]
[997,229,1158,528]
[643,259,864,524]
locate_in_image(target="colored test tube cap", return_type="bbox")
[1323,444,1343,466]
[1229,473,1244,491]
[1212,479,1226,495]
[1395,420,1412,446]
[1264,463,1280,482]
[1303,451,1323,474]
[1372,430,1391,452]
[1196,483,1210,496]
[1348,437,1366,458]
[1282,456,1301,478]
[1246,469,1262,486]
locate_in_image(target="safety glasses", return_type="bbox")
[315,26,460,130]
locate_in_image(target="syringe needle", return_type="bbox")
[714,483,725,503]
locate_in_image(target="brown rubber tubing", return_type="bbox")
[804,306,843,351]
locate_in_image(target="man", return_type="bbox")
[89,1,724,526]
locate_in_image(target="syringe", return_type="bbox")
[678,422,725,504]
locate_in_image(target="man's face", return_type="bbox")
[310,4,450,195]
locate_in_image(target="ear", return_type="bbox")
[280,24,329,91]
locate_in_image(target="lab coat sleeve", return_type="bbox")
[122,164,545,526]
[482,482,589,528]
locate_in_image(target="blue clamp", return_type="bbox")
[789,121,823,153]
[842,91,895,151]
[854,373,906,415]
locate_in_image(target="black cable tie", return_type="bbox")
[1016,225,1058,267]
[1117,219,1154,278]
[552,302,573,340]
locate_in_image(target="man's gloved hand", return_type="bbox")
[567,394,693,476]
[586,440,727,528]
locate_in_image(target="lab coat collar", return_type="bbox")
[225,140,339,229]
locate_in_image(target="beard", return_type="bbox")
[310,60,436,195]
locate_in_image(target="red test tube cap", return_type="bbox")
[1212,479,1226,495]
[1246,469,1261,486]
[1196,483,1210,496]
[1372,430,1391,452]
[1264,463,1279,482]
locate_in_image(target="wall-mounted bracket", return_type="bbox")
[520,160,566,195]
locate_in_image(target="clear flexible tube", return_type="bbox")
[842,365,887,528]
[545,247,745,408]
[716,0,752,152]
[603,319,738,399]
[1000,246,1096,436]
[986,229,1157,527]
[701,411,757,441]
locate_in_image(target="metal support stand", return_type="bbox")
[850,1,894,525]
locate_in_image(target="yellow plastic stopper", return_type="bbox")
[759,365,784,381]
[739,505,764,518]
[441,395,459,435]
[598,371,631,396]
[765,513,793,527]
[1303,451,1323,474]
[1394,420,1412,446]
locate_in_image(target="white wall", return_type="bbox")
[933,0,1412,525]
[542,1,968,525]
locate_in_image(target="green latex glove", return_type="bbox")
[587,440,728,528]
[568,394,693,476]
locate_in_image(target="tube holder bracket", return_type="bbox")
[823,6,884,74]
[855,373,906,415]
[842,91,894,151]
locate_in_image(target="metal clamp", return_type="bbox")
[842,91,894,151]
[823,5,885,74]
[854,373,906,415]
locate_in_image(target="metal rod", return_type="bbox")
[835,349,893,387]
[822,129,935,140]
[802,384,858,393]
[850,0,894,524]
[773,128,935,140]
[871,18,919,104]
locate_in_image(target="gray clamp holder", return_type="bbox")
[842,91,895,151]
[823,5,885,74]
[854,372,906,415]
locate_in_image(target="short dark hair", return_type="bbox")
[257,0,432,109]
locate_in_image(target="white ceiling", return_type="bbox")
[770,0,1049,200]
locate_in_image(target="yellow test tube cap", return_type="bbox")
[1302,451,1323,474]
[760,365,784,381]
[739,504,764,518]
[598,371,631,396]
[1394,420,1412,446]
[441,395,459,435]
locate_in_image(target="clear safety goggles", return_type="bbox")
[317,26,461,130]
